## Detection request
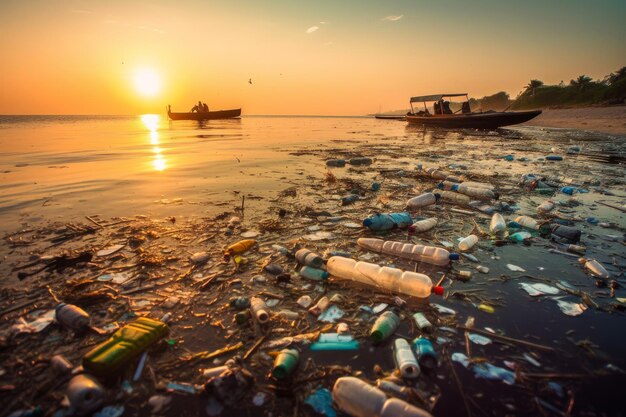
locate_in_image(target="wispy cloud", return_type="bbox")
[306,26,319,34]
[382,15,404,22]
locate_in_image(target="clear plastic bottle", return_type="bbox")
[460,181,495,190]
[332,376,434,417]
[514,215,539,230]
[393,338,420,378]
[295,248,324,268]
[412,312,433,333]
[438,190,470,206]
[537,200,555,214]
[410,218,438,232]
[406,193,439,209]
[326,257,443,299]
[299,266,329,281]
[458,234,478,251]
[309,296,330,316]
[489,213,506,235]
[363,212,413,231]
[454,184,497,200]
[578,258,610,279]
[357,238,459,266]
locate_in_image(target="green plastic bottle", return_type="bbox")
[369,311,400,344]
[82,317,169,378]
[271,348,299,380]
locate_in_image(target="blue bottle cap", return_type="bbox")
[449,253,460,261]
[436,182,444,189]
[363,218,373,227]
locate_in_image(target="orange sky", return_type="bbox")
[0,0,624,115]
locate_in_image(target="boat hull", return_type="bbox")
[405,110,541,129]
[168,108,241,121]
[374,114,406,120]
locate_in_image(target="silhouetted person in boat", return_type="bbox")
[461,102,471,114]
[442,101,452,114]
[202,102,209,112]
[434,101,441,115]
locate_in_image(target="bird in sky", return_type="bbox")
[248,78,252,85]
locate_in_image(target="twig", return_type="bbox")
[456,326,555,352]
[85,216,103,228]
[243,335,266,361]
[596,200,626,213]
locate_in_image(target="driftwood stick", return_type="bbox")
[243,335,266,361]
[456,325,555,352]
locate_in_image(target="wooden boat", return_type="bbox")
[374,114,406,120]
[406,94,541,129]
[167,106,241,121]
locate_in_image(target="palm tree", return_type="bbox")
[570,75,592,90]
[607,66,626,85]
[524,79,544,96]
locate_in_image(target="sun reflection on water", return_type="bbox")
[140,114,167,171]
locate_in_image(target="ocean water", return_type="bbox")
[1,115,625,416]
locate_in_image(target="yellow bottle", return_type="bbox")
[224,239,257,257]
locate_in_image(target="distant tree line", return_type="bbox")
[509,66,626,110]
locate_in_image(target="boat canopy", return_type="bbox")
[410,94,468,103]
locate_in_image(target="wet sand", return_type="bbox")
[523,105,626,136]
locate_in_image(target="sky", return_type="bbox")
[0,0,625,115]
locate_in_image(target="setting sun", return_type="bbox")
[134,69,161,97]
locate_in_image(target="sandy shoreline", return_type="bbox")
[522,105,626,136]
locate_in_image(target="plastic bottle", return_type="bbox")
[224,239,256,257]
[460,181,495,190]
[412,337,437,370]
[488,213,506,235]
[272,348,299,379]
[250,297,270,324]
[235,310,250,324]
[509,231,531,242]
[363,212,413,231]
[393,338,420,378]
[82,317,169,378]
[67,374,105,416]
[357,238,458,266]
[579,258,610,279]
[452,184,497,200]
[537,200,555,214]
[349,157,373,166]
[369,311,400,343]
[326,159,346,167]
[563,243,586,254]
[295,248,324,268]
[409,217,438,233]
[332,376,434,417]
[51,354,73,373]
[342,194,360,205]
[438,190,470,206]
[229,296,251,310]
[406,193,439,209]
[327,257,443,299]
[412,313,433,333]
[299,266,329,281]
[551,224,581,243]
[55,303,90,331]
[376,379,410,400]
[458,235,478,251]
[514,215,539,230]
[423,167,448,180]
[309,296,330,316]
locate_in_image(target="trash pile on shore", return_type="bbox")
[1,130,625,417]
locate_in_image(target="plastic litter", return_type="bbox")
[412,337,437,370]
[304,388,336,417]
[362,212,413,231]
[370,311,400,343]
[66,374,105,416]
[271,348,299,379]
[357,238,458,266]
[393,338,420,378]
[579,258,610,278]
[458,234,478,251]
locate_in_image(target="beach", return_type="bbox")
[523,105,626,136]
[0,116,625,416]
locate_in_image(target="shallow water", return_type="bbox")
[0,115,625,416]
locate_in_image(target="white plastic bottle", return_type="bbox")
[357,238,459,266]
[406,193,439,209]
[461,181,495,190]
[411,218,438,232]
[438,190,470,206]
[537,200,555,214]
[489,213,506,235]
[515,215,539,230]
[332,376,434,417]
[250,297,269,324]
[326,257,443,299]
[578,258,610,279]
[458,234,478,251]
[393,338,420,379]
[455,184,497,201]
